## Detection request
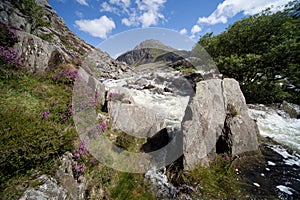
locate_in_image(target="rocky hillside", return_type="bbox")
[0,0,130,78]
[116,39,191,69]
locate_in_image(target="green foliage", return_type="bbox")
[38,32,54,42]
[0,75,76,196]
[13,0,50,33]
[198,0,300,104]
[173,63,196,75]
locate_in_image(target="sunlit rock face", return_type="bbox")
[0,0,130,77]
[182,78,259,170]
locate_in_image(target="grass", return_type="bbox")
[0,74,77,198]
[167,155,251,199]
[84,158,155,200]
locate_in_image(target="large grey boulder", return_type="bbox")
[107,87,167,138]
[183,78,259,170]
[222,78,259,156]
[182,79,226,168]
[15,31,63,72]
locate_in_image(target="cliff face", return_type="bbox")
[0,0,130,78]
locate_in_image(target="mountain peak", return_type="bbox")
[134,39,174,51]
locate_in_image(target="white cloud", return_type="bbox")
[198,0,290,25]
[109,0,131,8]
[100,0,167,27]
[75,16,116,39]
[76,0,88,6]
[191,25,201,35]
[190,25,201,39]
[100,2,120,14]
[179,28,187,35]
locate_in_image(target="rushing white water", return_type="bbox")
[248,106,300,152]
[102,72,190,127]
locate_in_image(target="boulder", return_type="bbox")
[55,152,87,200]
[14,31,67,72]
[281,101,300,119]
[222,78,259,156]
[182,79,226,168]
[183,78,259,170]
[77,67,106,106]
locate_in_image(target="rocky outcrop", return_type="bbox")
[182,78,259,170]
[20,175,67,200]
[55,152,87,200]
[0,0,130,78]
[0,0,92,72]
[20,152,87,200]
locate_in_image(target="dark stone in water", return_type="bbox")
[235,143,300,199]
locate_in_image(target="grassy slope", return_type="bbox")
[0,74,77,198]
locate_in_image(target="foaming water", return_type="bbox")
[248,105,300,152]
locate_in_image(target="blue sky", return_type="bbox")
[49,0,291,56]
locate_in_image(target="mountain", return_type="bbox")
[133,39,175,51]
[116,39,195,75]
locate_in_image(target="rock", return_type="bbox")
[182,79,226,168]
[19,175,67,200]
[0,0,94,72]
[222,78,259,156]
[107,86,167,138]
[82,49,132,79]
[20,152,87,200]
[145,167,178,199]
[182,78,259,169]
[55,152,87,200]
[77,67,106,106]
[281,101,300,119]
[14,31,65,72]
